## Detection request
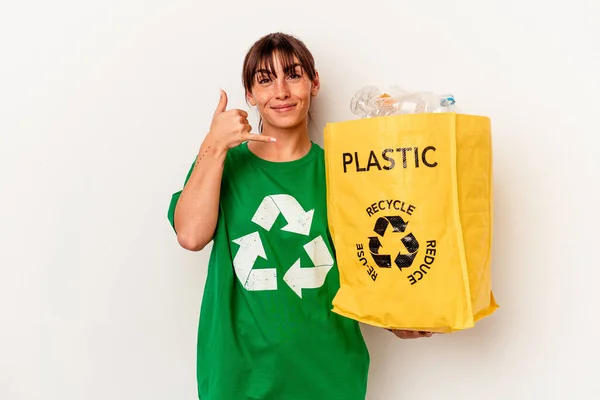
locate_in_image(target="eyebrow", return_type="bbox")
[254,69,273,75]
[254,63,303,77]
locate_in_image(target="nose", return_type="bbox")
[274,78,290,100]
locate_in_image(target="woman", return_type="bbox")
[168,32,430,400]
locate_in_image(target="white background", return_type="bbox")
[1,0,599,399]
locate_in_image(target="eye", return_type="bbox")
[287,65,304,80]
[256,73,272,84]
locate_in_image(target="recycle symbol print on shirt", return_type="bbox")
[231,194,334,298]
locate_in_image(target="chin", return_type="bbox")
[267,114,308,130]
[271,121,305,131]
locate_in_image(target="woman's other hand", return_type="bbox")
[387,329,434,339]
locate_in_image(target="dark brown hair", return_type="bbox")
[242,32,317,95]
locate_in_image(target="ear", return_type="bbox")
[311,70,321,97]
[246,91,257,106]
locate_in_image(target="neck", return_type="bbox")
[249,122,312,162]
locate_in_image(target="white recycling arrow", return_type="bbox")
[251,194,314,236]
[232,232,277,291]
[283,235,334,298]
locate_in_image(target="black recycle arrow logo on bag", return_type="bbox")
[368,216,419,271]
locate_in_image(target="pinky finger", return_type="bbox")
[243,133,277,143]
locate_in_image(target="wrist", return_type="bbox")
[199,135,228,160]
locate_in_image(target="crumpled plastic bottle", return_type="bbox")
[350,85,461,118]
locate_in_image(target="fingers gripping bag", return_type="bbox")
[324,86,498,333]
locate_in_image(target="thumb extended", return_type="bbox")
[214,90,228,115]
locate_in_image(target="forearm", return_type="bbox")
[174,139,227,251]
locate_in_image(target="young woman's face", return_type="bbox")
[246,54,319,132]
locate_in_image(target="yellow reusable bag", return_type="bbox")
[324,113,498,333]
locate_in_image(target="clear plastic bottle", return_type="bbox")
[350,86,461,117]
[350,86,391,118]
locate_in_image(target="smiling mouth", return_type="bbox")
[271,104,297,112]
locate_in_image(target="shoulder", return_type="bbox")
[313,142,324,153]
[313,143,326,169]
[312,142,325,159]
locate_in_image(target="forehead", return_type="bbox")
[255,51,302,73]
